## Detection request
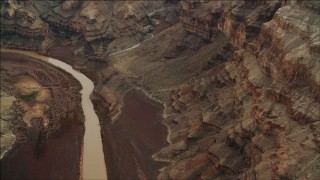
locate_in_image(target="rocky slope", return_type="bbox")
[0,0,178,57]
[0,90,16,159]
[153,1,320,179]
[105,0,319,179]
[1,0,319,179]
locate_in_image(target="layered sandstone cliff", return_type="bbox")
[1,0,319,179]
[100,0,320,179]
[0,0,174,57]
[99,1,319,179]
[153,1,320,179]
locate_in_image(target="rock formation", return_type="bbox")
[153,1,320,179]
[1,0,319,179]
[104,0,319,179]
[0,0,175,57]
[0,90,16,159]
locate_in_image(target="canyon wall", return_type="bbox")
[1,0,319,179]
[155,0,320,179]
[0,0,175,57]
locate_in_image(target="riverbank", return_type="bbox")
[93,91,168,179]
[0,51,84,180]
[48,44,171,179]
[1,47,171,179]
[47,56,107,179]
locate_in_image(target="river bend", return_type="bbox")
[1,48,107,180]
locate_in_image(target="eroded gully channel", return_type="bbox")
[1,48,107,179]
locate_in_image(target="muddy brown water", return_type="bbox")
[0,51,83,180]
[1,49,169,180]
[0,118,83,180]
[100,92,169,180]
[1,49,107,180]
[47,56,107,180]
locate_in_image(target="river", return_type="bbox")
[101,92,168,179]
[1,48,107,180]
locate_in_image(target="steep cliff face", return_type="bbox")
[1,0,319,179]
[0,0,176,57]
[0,0,48,37]
[179,0,283,47]
[155,1,320,179]
[44,1,162,41]
[0,0,50,51]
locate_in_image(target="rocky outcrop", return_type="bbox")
[179,1,213,39]
[45,0,173,57]
[1,0,319,179]
[0,0,51,52]
[0,90,16,159]
[179,0,283,47]
[155,0,320,179]
[0,0,48,38]
[0,0,172,57]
